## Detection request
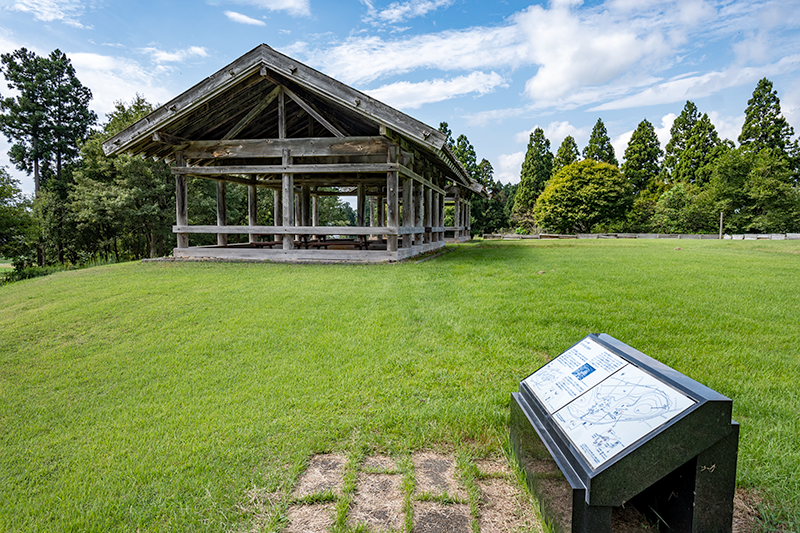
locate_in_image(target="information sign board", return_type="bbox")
[523,337,695,468]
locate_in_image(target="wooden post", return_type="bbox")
[301,185,311,227]
[433,191,441,244]
[248,178,257,243]
[175,151,188,249]
[217,181,228,246]
[282,148,294,250]
[387,146,399,252]
[357,183,366,227]
[414,182,423,246]
[402,177,413,248]
[453,188,461,240]
[424,186,432,244]
[312,188,319,227]
[719,211,724,239]
[273,188,281,243]
[378,193,385,226]
[277,88,286,140]
[439,191,445,241]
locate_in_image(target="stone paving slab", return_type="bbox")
[285,502,335,533]
[292,453,345,498]
[478,478,541,533]
[349,472,405,532]
[363,454,398,472]
[412,501,471,533]
[412,452,466,501]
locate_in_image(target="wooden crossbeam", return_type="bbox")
[182,137,390,159]
[281,85,344,138]
[222,86,281,140]
[172,225,425,235]
[172,163,400,175]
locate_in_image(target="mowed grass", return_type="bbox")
[1,239,799,532]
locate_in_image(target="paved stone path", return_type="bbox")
[276,451,542,533]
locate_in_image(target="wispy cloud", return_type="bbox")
[363,0,455,25]
[10,0,90,28]
[224,10,266,26]
[366,71,506,109]
[139,46,209,64]
[296,0,800,115]
[228,0,310,17]
[591,54,800,111]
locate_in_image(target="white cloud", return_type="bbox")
[591,54,800,111]
[495,151,525,184]
[230,0,310,17]
[224,10,266,26]
[514,121,589,150]
[366,71,506,109]
[612,130,633,162]
[781,77,800,138]
[365,0,455,24]
[708,111,744,145]
[10,0,90,28]
[139,46,209,64]
[68,52,174,117]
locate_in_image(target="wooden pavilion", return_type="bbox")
[103,44,486,262]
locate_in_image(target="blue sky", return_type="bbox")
[2,0,800,195]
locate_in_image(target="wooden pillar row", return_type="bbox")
[248,179,257,244]
[386,146,399,253]
[175,151,188,249]
[424,185,432,245]
[282,148,294,250]
[414,181,423,246]
[217,181,228,247]
[402,177,413,248]
[357,183,366,227]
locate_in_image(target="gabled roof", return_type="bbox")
[103,44,483,195]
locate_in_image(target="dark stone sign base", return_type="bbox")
[510,334,739,533]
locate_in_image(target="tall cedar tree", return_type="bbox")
[0,48,95,194]
[582,118,618,166]
[663,101,699,180]
[622,119,662,195]
[674,113,728,185]
[513,127,553,216]
[739,78,795,154]
[553,135,580,173]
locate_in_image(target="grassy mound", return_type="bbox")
[1,239,798,531]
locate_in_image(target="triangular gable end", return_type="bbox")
[102,44,479,192]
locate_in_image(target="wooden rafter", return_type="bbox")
[281,85,344,138]
[222,85,281,140]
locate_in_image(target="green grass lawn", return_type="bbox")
[1,239,799,532]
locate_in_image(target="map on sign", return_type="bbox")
[523,337,696,469]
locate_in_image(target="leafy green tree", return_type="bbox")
[513,128,553,218]
[0,167,35,263]
[553,135,580,173]
[453,134,478,180]
[0,48,95,194]
[622,119,662,196]
[650,183,717,234]
[711,148,800,233]
[663,101,699,181]
[534,159,632,233]
[673,113,729,185]
[739,78,796,155]
[438,121,455,148]
[72,96,175,259]
[582,118,618,166]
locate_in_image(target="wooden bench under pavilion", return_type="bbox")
[103,44,486,262]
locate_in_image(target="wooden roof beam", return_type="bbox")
[222,85,281,140]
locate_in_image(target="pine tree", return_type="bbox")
[663,101,699,180]
[438,121,454,148]
[675,113,728,185]
[553,135,580,173]
[622,119,662,195]
[582,118,618,166]
[739,78,796,157]
[0,48,95,195]
[513,127,553,216]
[453,134,478,181]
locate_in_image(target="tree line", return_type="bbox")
[506,79,800,235]
[0,48,355,275]
[2,47,799,278]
